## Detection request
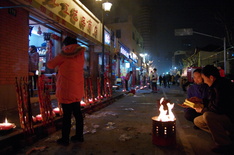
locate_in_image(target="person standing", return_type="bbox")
[159,75,163,86]
[28,45,39,90]
[217,66,225,77]
[150,68,158,93]
[124,71,133,91]
[47,36,86,146]
[162,74,167,88]
[193,65,234,153]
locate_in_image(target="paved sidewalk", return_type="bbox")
[14,85,231,155]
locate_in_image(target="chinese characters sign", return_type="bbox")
[23,0,102,43]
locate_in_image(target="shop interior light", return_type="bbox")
[31,30,41,36]
[102,1,112,11]
[125,63,130,68]
[140,53,148,57]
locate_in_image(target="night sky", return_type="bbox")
[80,0,234,74]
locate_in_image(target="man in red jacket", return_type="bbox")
[47,36,86,146]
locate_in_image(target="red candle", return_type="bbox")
[53,107,60,114]
[36,114,42,121]
[0,118,16,130]
[80,100,86,106]
[88,99,94,103]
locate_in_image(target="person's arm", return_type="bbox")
[47,55,64,69]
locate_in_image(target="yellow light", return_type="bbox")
[102,1,112,11]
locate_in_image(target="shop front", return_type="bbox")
[118,44,132,90]
[0,0,103,111]
[129,51,139,86]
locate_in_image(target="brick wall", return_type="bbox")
[0,1,29,110]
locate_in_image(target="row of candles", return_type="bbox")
[0,94,109,131]
[0,107,62,131]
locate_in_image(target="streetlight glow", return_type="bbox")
[102,2,112,11]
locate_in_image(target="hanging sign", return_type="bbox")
[20,0,102,44]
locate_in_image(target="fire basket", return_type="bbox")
[152,98,176,146]
[152,116,176,146]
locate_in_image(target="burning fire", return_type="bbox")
[157,98,175,122]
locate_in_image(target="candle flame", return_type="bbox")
[80,100,86,106]
[5,118,8,123]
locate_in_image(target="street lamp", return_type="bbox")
[96,0,112,95]
[175,28,227,74]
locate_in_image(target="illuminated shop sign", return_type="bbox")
[22,0,102,43]
[104,30,110,45]
[120,47,129,58]
[130,52,138,63]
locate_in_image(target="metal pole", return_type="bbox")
[224,37,227,74]
[194,31,227,73]
[101,10,105,95]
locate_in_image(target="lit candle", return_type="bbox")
[88,98,94,103]
[36,114,42,121]
[80,100,86,106]
[53,107,60,114]
[0,118,16,130]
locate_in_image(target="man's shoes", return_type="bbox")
[71,135,84,142]
[57,138,69,146]
[211,144,232,153]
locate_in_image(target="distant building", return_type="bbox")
[107,16,145,85]
[134,6,152,54]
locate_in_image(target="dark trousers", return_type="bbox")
[184,108,201,122]
[152,82,157,91]
[29,71,38,96]
[125,80,129,91]
[61,102,83,140]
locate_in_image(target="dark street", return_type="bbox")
[15,85,226,155]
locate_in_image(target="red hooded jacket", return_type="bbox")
[47,44,85,104]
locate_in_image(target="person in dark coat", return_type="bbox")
[159,75,163,86]
[193,65,234,153]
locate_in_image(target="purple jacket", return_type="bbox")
[187,83,209,100]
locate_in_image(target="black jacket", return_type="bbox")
[202,77,234,122]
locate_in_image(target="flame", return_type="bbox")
[157,98,175,122]
[80,100,86,106]
[89,98,94,103]
[167,103,175,120]
[160,97,164,104]
[4,118,9,124]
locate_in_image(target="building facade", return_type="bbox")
[0,0,110,111]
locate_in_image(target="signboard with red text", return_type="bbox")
[18,0,102,44]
